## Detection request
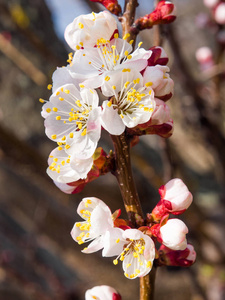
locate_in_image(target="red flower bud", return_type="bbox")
[158,244,196,267]
[90,0,122,15]
[135,1,176,31]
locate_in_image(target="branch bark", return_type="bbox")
[111,133,144,226]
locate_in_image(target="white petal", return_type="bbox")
[53,181,76,194]
[102,228,126,257]
[101,101,125,135]
[82,236,105,254]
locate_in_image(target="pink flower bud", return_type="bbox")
[203,0,219,8]
[143,65,174,100]
[195,47,214,71]
[85,285,122,300]
[159,219,188,250]
[214,3,225,25]
[150,99,171,125]
[159,244,196,267]
[161,178,193,213]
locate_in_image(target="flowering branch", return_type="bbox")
[40,3,197,300]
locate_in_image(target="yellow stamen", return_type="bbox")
[78,22,84,29]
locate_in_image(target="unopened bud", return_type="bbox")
[159,219,188,251]
[90,0,122,15]
[135,1,176,31]
[159,244,196,267]
[161,178,193,213]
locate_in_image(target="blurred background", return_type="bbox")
[0,0,224,299]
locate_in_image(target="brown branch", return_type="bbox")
[140,267,156,300]
[121,0,139,44]
[111,133,144,226]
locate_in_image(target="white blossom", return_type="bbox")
[70,36,152,90]
[42,83,101,159]
[71,197,115,254]
[101,68,155,135]
[112,229,155,279]
[65,11,118,50]
[143,65,174,99]
[47,147,93,183]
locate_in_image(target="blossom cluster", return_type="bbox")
[71,179,196,280]
[40,7,196,289]
[40,10,174,190]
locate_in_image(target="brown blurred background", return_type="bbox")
[0,0,224,299]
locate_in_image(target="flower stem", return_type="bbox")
[111,132,156,299]
[140,267,156,300]
[111,132,143,226]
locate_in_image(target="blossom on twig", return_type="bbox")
[47,146,93,183]
[53,147,114,194]
[42,83,101,159]
[70,35,152,90]
[112,228,155,279]
[71,197,124,255]
[101,68,155,135]
[143,65,174,100]
[65,10,117,50]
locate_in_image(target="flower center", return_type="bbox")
[74,199,93,245]
[48,148,71,174]
[113,238,145,264]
